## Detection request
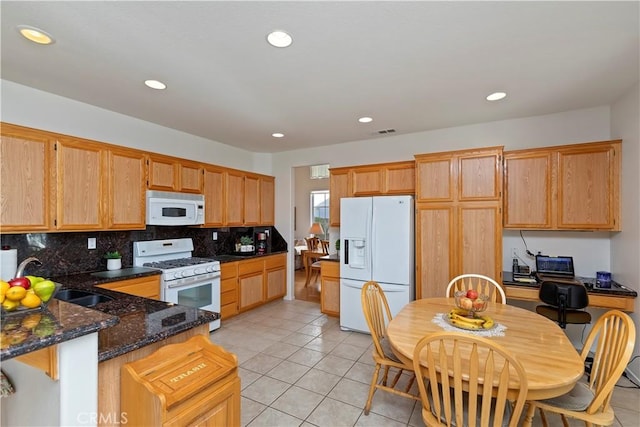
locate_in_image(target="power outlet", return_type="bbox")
[511,247,518,259]
[88,237,97,250]
[212,232,218,240]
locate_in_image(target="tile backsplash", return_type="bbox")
[0,226,287,277]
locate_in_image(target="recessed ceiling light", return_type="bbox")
[267,31,292,48]
[272,133,284,138]
[486,92,507,101]
[17,25,55,45]
[358,117,373,123]
[144,80,167,90]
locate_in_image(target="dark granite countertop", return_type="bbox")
[319,254,340,262]
[1,267,218,363]
[502,271,637,297]
[209,250,288,263]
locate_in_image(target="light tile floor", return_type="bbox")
[210,299,640,427]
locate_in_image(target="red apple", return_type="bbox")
[466,289,478,300]
[8,277,30,290]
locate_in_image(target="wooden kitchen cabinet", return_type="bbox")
[238,258,265,312]
[147,154,202,193]
[97,275,161,300]
[220,262,239,319]
[351,166,383,195]
[178,160,202,193]
[320,261,340,317]
[260,176,275,225]
[415,147,503,299]
[225,169,245,226]
[108,147,147,229]
[265,253,286,301]
[203,165,226,226]
[503,140,621,230]
[0,123,54,232]
[243,173,260,225]
[55,137,106,230]
[329,168,350,226]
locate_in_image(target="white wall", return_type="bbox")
[610,81,640,381]
[293,166,329,241]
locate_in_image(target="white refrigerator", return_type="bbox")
[339,195,415,332]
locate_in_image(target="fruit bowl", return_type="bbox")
[454,290,489,317]
[1,282,61,316]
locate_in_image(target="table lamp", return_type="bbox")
[309,222,323,237]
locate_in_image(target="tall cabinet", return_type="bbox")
[414,147,503,299]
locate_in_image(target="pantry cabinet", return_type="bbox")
[415,147,503,299]
[220,262,239,319]
[97,275,161,300]
[108,147,147,229]
[503,140,621,230]
[203,165,225,227]
[320,261,340,317]
[0,124,53,231]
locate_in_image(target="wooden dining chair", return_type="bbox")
[413,331,528,427]
[526,310,635,427]
[304,236,320,251]
[361,281,419,415]
[446,273,506,304]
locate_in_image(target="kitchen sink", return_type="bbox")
[56,289,114,307]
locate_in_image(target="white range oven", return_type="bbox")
[133,238,220,331]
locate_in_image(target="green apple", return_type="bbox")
[33,280,56,302]
[25,276,45,286]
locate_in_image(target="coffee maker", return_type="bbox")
[255,231,268,255]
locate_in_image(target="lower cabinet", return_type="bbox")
[220,262,239,319]
[96,275,161,300]
[320,261,340,317]
[238,258,265,312]
[265,254,286,301]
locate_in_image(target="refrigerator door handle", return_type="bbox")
[344,239,349,264]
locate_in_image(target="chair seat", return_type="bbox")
[539,380,594,411]
[379,336,401,362]
[536,305,592,324]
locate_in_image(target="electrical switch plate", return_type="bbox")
[511,247,518,258]
[212,232,218,240]
[88,237,97,250]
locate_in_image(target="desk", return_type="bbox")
[387,298,583,426]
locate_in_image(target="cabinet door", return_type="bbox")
[238,259,264,311]
[329,169,350,226]
[97,276,161,300]
[416,206,455,299]
[457,204,502,281]
[415,155,454,202]
[265,254,286,301]
[243,174,260,225]
[108,148,146,229]
[384,161,415,194]
[351,167,383,196]
[220,262,238,319]
[203,166,225,226]
[320,261,340,316]
[147,155,177,191]
[557,143,620,230]
[56,138,105,230]
[458,150,502,201]
[503,151,552,228]
[260,176,275,225]
[179,161,202,193]
[0,124,53,231]
[225,170,244,226]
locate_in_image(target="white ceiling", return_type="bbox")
[1,1,638,153]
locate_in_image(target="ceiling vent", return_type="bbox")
[376,128,396,134]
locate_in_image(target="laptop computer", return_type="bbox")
[535,255,580,283]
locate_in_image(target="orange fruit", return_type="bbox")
[5,286,27,301]
[20,293,42,308]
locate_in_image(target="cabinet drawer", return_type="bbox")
[264,253,286,269]
[238,259,264,276]
[97,276,161,300]
[221,277,237,293]
[221,289,236,305]
[221,262,238,277]
[220,302,238,319]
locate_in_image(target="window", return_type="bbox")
[310,190,329,239]
[310,164,329,179]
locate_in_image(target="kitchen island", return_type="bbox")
[1,269,219,426]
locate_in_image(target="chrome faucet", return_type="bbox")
[15,256,42,278]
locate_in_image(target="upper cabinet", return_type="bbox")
[260,176,275,226]
[147,154,202,193]
[108,147,147,229]
[504,140,621,230]
[243,174,260,226]
[329,160,415,226]
[0,124,53,232]
[225,170,245,226]
[203,165,225,227]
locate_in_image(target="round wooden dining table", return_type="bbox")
[387,298,584,426]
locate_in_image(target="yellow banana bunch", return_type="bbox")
[448,309,495,330]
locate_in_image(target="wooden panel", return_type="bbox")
[329,169,350,226]
[458,152,501,200]
[220,262,238,319]
[225,170,244,226]
[557,144,618,229]
[264,253,286,269]
[243,174,260,225]
[97,276,161,300]
[0,125,52,231]
[203,166,225,226]
[148,155,177,191]
[239,274,263,311]
[384,161,415,194]
[351,167,383,195]
[265,268,286,301]
[415,157,453,202]
[458,204,501,281]
[416,206,453,299]
[260,176,275,225]
[56,139,104,230]
[108,148,146,229]
[238,258,264,276]
[15,346,58,379]
[221,261,238,279]
[179,161,202,193]
[503,152,552,228]
[320,261,340,316]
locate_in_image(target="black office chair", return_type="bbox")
[535,280,591,329]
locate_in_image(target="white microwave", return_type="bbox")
[146,190,205,226]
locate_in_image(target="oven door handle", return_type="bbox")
[166,273,220,289]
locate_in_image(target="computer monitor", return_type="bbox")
[535,255,575,278]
